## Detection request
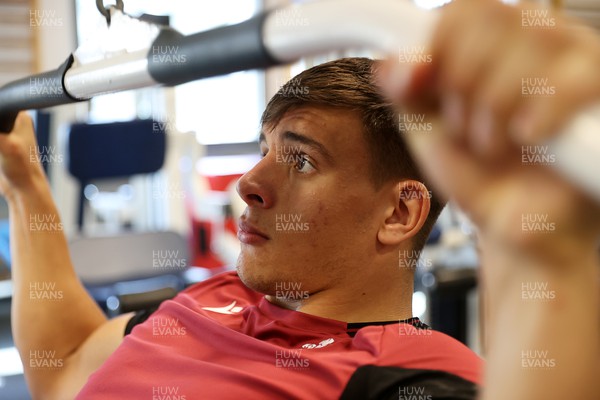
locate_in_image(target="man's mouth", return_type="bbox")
[238,219,270,244]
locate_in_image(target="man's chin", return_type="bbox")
[235,259,274,296]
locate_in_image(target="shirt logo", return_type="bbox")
[201,301,244,315]
[301,338,335,349]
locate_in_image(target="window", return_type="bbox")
[0,0,35,86]
[75,0,263,144]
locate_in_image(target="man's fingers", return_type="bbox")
[400,116,494,225]
[0,112,35,160]
[0,112,33,139]
[519,44,600,144]
[466,33,541,159]
[376,60,436,111]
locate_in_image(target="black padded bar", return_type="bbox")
[148,12,279,86]
[0,55,81,133]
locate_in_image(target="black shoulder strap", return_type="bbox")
[123,305,160,336]
[340,365,478,400]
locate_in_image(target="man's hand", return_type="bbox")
[380,0,600,259]
[0,112,48,201]
[387,0,600,149]
[379,1,600,399]
[397,118,599,265]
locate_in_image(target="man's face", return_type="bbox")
[235,105,391,296]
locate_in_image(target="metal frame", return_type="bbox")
[0,0,598,201]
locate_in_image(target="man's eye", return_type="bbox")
[294,155,315,173]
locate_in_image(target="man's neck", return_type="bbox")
[265,269,414,323]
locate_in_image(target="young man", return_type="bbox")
[4,1,599,399]
[6,57,481,399]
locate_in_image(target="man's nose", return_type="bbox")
[236,157,276,209]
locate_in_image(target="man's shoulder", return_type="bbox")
[124,270,261,336]
[356,323,483,385]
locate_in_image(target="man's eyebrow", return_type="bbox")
[282,130,333,163]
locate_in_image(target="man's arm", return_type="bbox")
[379,0,600,399]
[1,113,130,399]
[48,313,133,399]
[391,113,599,399]
[479,234,599,400]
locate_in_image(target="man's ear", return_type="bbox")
[377,180,431,246]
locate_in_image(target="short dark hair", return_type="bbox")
[261,57,444,251]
